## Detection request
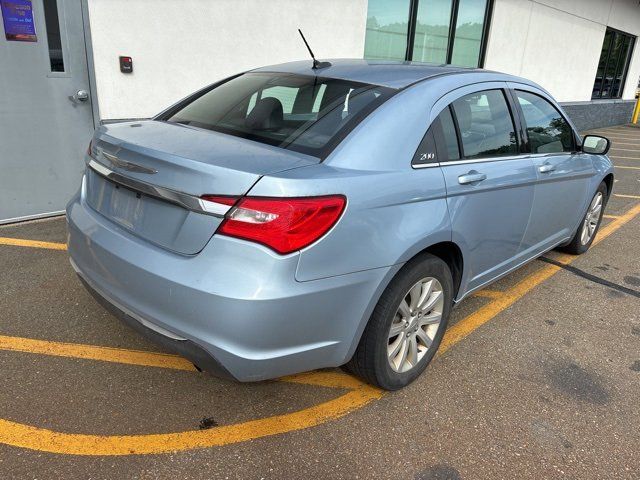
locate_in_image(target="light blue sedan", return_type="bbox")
[67,60,613,390]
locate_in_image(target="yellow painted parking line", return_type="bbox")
[0,338,382,455]
[603,214,620,219]
[608,141,640,146]
[0,237,66,250]
[614,194,640,199]
[610,155,640,160]
[608,141,640,147]
[0,383,382,456]
[598,132,640,138]
[609,147,640,152]
[0,334,381,455]
[0,335,196,371]
[440,201,640,353]
[472,289,505,299]
[615,165,640,170]
[1,202,639,456]
[0,334,364,390]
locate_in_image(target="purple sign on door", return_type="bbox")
[1,0,37,42]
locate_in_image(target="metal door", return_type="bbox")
[0,0,94,223]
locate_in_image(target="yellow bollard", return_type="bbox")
[633,97,640,124]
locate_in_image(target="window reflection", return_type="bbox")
[592,28,635,99]
[516,91,573,153]
[450,0,487,67]
[364,0,411,61]
[412,0,452,63]
[364,0,491,68]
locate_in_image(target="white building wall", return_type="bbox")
[484,0,640,102]
[87,0,368,120]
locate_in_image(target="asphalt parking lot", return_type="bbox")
[1,125,639,479]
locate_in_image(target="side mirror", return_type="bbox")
[582,135,610,155]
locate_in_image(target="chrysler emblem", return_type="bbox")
[101,151,157,174]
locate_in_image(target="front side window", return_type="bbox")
[164,73,393,158]
[451,90,518,159]
[592,28,635,99]
[516,91,574,154]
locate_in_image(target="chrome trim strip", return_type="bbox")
[87,158,230,217]
[413,152,578,169]
[101,151,158,174]
[412,162,441,169]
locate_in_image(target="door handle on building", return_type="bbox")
[458,171,487,185]
[71,89,89,103]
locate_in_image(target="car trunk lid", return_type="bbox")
[84,120,318,255]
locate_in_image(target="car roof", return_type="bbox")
[251,58,509,89]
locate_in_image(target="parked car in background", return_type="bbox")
[66,60,613,390]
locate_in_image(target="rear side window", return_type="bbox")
[451,90,518,159]
[515,91,574,153]
[163,73,393,158]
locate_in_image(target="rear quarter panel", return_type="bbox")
[249,163,450,282]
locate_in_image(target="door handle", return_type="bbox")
[538,162,556,173]
[458,171,487,185]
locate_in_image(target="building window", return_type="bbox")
[364,0,493,67]
[43,0,65,72]
[592,28,636,99]
[364,0,412,61]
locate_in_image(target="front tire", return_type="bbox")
[344,253,453,390]
[560,182,607,255]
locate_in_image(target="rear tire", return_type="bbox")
[560,182,607,255]
[343,253,453,391]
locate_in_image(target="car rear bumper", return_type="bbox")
[66,191,398,381]
[75,272,235,379]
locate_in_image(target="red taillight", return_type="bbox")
[217,195,346,254]
[200,195,238,206]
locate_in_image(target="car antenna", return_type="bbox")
[298,29,331,70]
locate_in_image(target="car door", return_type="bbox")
[509,86,595,252]
[434,85,537,295]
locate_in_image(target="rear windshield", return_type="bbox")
[162,73,394,158]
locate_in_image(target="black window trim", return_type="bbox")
[592,27,637,100]
[511,88,578,154]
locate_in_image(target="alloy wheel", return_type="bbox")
[580,192,603,245]
[387,277,444,373]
